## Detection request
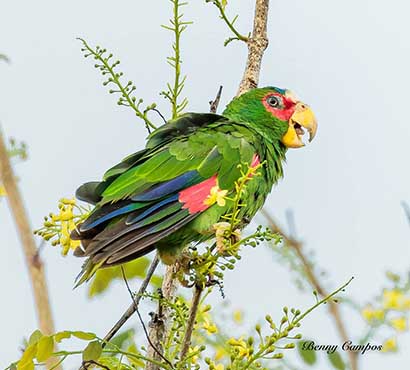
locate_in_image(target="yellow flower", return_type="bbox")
[214,347,226,361]
[203,318,218,334]
[227,337,250,358]
[0,184,6,197]
[383,289,405,310]
[214,364,224,370]
[382,337,397,352]
[390,317,407,331]
[204,185,228,207]
[361,305,384,322]
[188,346,200,364]
[402,298,410,310]
[233,310,243,324]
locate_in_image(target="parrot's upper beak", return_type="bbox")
[281,102,317,148]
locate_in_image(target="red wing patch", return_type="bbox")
[178,154,261,214]
[178,175,217,214]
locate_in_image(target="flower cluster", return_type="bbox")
[361,272,410,352]
[34,198,90,255]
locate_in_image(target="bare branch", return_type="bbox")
[0,130,59,370]
[102,254,160,346]
[180,285,203,360]
[209,86,223,113]
[261,208,359,370]
[146,264,179,370]
[237,0,270,95]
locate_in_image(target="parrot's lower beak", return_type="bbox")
[281,103,317,148]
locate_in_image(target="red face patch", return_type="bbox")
[262,92,297,121]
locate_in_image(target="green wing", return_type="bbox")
[73,113,257,284]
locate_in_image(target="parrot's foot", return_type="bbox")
[213,222,241,254]
[205,277,225,298]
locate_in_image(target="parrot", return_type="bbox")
[72,86,317,285]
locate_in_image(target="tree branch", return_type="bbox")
[180,285,203,360]
[261,209,359,370]
[237,0,270,96]
[209,86,223,113]
[102,254,160,346]
[0,130,59,370]
[146,263,179,370]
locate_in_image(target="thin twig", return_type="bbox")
[261,209,359,370]
[207,0,249,43]
[120,266,174,369]
[102,254,160,346]
[180,285,203,360]
[153,108,168,125]
[0,129,60,370]
[237,0,270,96]
[82,360,110,370]
[209,86,223,113]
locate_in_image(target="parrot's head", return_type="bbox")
[223,86,317,148]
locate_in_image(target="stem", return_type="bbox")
[0,130,60,370]
[171,0,182,119]
[180,285,203,360]
[162,0,191,119]
[102,255,160,347]
[295,277,354,323]
[54,348,171,370]
[237,0,270,95]
[78,38,157,131]
[211,1,249,42]
[261,209,359,370]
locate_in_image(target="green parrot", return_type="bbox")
[72,86,317,285]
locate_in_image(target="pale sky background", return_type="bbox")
[1,0,410,369]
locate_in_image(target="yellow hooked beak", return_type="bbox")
[281,102,318,148]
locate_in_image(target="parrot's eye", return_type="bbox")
[266,95,281,108]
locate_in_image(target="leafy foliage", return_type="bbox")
[7,278,352,370]
[88,257,162,298]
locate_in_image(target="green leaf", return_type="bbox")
[151,274,163,288]
[88,257,150,297]
[99,357,133,370]
[54,330,72,342]
[36,336,54,362]
[297,340,317,365]
[83,340,103,362]
[73,331,96,340]
[109,328,135,349]
[126,343,145,368]
[28,330,43,345]
[328,351,346,370]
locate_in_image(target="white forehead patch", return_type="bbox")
[285,90,298,102]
